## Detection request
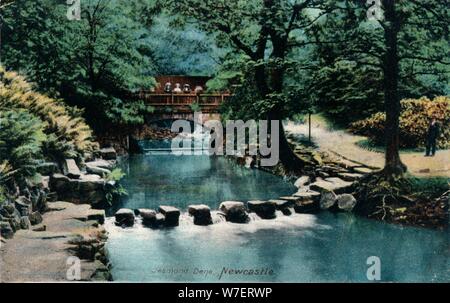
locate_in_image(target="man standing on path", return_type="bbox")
[425,117,440,157]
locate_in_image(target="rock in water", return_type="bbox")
[63,159,81,179]
[294,200,320,213]
[320,191,338,210]
[28,211,43,225]
[115,209,135,227]
[294,176,310,188]
[159,206,181,227]
[269,199,294,210]
[100,147,117,160]
[219,201,249,223]
[155,213,165,227]
[247,200,277,219]
[139,209,157,227]
[188,204,213,226]
[337,194,357,212]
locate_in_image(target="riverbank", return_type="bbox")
[0,201,110,282]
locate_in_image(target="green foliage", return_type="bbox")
[0,110,46,182]
[1,0,157,128]
[189,102,201,113]
[313,61,384,126]
[0,67,98,158]
[350,97,450,148]
[105,168,126,182]
[407,176,450,198]
[105,168,127,205]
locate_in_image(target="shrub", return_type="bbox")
[350,96,450,148]
[0,110,46,182]
[0,67,98,157]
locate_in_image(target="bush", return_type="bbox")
[350,96,450,148]
[0,110,46,182]
[0,67,98,157]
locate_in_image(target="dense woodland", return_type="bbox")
[0,0,449,206]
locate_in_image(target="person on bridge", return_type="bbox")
[425,116,440,157]
[173,83,182,93]
[164,82,172,93]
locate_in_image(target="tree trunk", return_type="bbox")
[382,0,407,178]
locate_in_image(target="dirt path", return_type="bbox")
[285,118,450,178]
[0,202,107,282]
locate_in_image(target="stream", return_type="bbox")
[105,150,449,282]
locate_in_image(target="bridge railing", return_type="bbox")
[137,92,231,106]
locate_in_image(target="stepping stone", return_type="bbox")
[294,200,320,213]
[247,200,276,219]
[159,206,181,227]
[279,196,300,203]
[115,209,135,227]
[188,204,213,226]
[139,209,157,226]
[293,190,321,202]
[63,159,81,179]
[219,201,249,223]
[269,199,294,209]
[155,213,165,227]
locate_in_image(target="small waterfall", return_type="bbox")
[211,211,227,224]
[178,213,194,226]
[248,212,262,221]
[275,210,284,218]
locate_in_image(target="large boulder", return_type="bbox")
[294,176,310,188]
[63,159,82,179]
[159,206,181,227]
[115,209,135,227]
[310,178,353,194]
[85,159,115,171]
[50,173,106,205]
[138,209,157,227]
[247,200,277,219]
[100,147,117,160]
[320,191,338,210]
[15,196,32,217]
[188,204,213,226]
[0,221,14,239]
[337,194,357,212]
[28,211,43,225]
[219,201,249,224]
[87,209,106,224]
[20,216,31,230]
[85,162,111,177]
